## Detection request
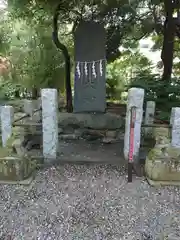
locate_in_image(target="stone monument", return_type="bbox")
[73,21,106,112]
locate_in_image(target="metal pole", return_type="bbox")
[128,106,136,182]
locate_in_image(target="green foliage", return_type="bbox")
[0,76,20,100]
[129,70,180,117]
[0,12,12,54]
[1,0,179,114]
[0,9,73,96]
[106,50,154,100]
[106,60,126,100]
[8,0,158,62]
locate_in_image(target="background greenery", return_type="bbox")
[0,0,179,120]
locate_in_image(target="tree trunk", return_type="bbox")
[158,0,175,106]
[161,0,175,81]
[52,4,73,113]
[65,54,73,112]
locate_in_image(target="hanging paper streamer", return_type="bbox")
[75,59,106,80]
[99,60,103,76]
[76,62,81,78]
[84,62,88,76]
[92,61,96,78]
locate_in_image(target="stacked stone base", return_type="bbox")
[14,112,124,143]
[0,124,42,184]
[58,112,124,143]
[0,156,34,184]
[146,159,180,186]
[147,178,180,186]
[145,127,180,186]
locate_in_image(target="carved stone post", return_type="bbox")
[124,88,144,162]
[41,89,58,162]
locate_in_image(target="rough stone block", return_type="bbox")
[23,99,34,117]
[145,127,180,186]
[58,112,123,130]
[0,156,33,182]
[106,130,117,138]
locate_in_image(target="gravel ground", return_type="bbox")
[0,164,180,240]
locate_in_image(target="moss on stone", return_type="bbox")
[153,127,170,138]
[145,127,180,183]
[0,156,33,181]
[147,148,163,162]
[0,126,29,158]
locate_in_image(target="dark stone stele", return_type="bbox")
[73,21,106,113]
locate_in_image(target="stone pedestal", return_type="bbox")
[0,156,33,182]
[145,127,180,186]
[0,125,35,184]
[23,99,34,117]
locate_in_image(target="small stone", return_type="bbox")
[59,134,79,140]
[102,137,117,144]
[106,130,117,138]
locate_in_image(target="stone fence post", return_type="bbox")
[23,99,34,118]
[144,101,156,137]
[170,107,175,126]
[124,88,144,162]
[1,106,14,147]
[171,107,180,148]
[41,88,58,162]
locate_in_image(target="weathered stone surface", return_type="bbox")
[74,21,106,112]
[106,130,117,138]
[14,112,26,121]
[58,112,123,130]
[144,101,155,136]
[0,156,32,181]
[59,134,79,140]
[171,107,180,148]
[0,124,38,182]
[145,158,180,182]
[145,127,180,185]
[102,137,118,144]
[153,127,170,145]
[12,139,27,156]
[1,105,14,147]
[41,88,58,161]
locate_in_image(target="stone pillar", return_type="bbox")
[170,107,175,126]
[171,107,180,148]
[1,106,14,147]
[41,89,58,162]
[124,88,144,162]
[23,99,34,117]
[144,101,156,136]
[37,97,42,109]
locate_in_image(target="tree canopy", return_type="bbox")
[0,0,180,115]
